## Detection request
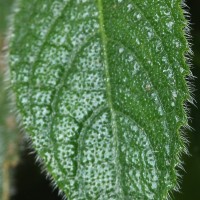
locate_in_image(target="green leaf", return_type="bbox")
[9,0,190,199]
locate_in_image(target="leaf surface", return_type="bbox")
[9,0,190,199]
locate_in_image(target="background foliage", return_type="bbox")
[0,1,20,200]
[0,0,199,199]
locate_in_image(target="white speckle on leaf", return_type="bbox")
[127,4,133,12]
[158,106,164,116]
[136,14,141,19]
[172,91,177,98]
[119,47,124,54]
[166,21,174,29]
[128,55,134,62]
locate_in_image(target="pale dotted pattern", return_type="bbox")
[10,0,190,199]
[74,112,117,199]
[57,90,105,121]
[33,64,64,87]
[10,0,106,195]
[52,116,79,192]
[118,114,158,199]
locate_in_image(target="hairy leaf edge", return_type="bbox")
[4,1,194,200]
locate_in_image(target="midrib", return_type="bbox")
[97,0,125,199]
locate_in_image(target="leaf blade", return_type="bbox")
[9,0,190,199]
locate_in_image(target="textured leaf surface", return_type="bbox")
[9,0,190,199]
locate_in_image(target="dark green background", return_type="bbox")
[0,0,199,199]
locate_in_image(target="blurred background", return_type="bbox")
[0,0,199,199]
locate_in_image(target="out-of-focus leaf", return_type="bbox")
[0,40,19,200]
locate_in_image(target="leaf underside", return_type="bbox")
[9,0,190,199]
